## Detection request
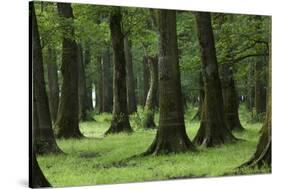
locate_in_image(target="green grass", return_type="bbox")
[38,105,270,187]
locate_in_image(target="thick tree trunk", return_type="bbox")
[144,10,194,155]
[46,48,59,123]
[105,8,133,134]
[193,12,237,147]
[221,64,244,131]
[143,56,158,129]
[101,46,113,112]
[31,2,61,154]
[55,3,83,138]
[124,35,137,114]
[192,71,204,121]
[30,152,51,187]
[142,56,150,106]
[240,38,271,168]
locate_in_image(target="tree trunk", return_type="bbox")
[105,8,133,134]
[143,56,158,129]
[84,45,94,112]
[55,3,83,138]
[77,44,89,121]
[46,48,59,123]
[192,71,204,121]
[30,152,51,187]
[95,56,103,113]
[240,36,271,168]
[124,35,137,114]
[142,56,150,106]
[221,64,244,131]
[193,12,237,147]
[144,10,195,155]
[31,2,61,154]
[246,62,255,112]
[101,46,113,112]
[255,57,267,114]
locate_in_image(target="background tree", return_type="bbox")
[55,3,83,138]
[193,12,237,147]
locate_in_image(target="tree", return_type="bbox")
[31,2,61,154]
[142,56,158,129]
[46,47,60,123]
[105,8,133,134]
[55,3,83,138]
[142,56,150,106]
[193,12,237,147]
[101,46,113,112]
[240,35,271,168]
[124,35,137,114]
[144,10,195,155]
[192,71,204,121]
[220,64,244,131]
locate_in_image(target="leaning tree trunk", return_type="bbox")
[105,8,133,134]
[144,10,195,155]
[240,37,271,168]
[46,48,59,123]
[193,12,237,147]
[221,64,244,131]
[31,2,61,154]
[143,56,158,129]
[124,35,137,114]
[101,46,113,112]
[55,3,83,138]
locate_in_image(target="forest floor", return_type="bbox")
[38,105,271,187]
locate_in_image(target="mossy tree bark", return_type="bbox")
[46,48,59,123]
[105,8,133,134]
[144,10,195,155]
[101,46,113,112]
[124,35,137,114]
[143,56,158,129]
[31,2,61,154]
[193,12,237,147]
[55,3,83,138]
[221,64,244,131]
[240,37,271,168]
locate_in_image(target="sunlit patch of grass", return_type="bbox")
[38,106,269,187]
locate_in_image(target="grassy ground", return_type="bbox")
[38,105,270,187]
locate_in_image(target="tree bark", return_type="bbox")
[101,46,113,112]
[46,48,59,123]
[124,35,137,114]
[255,57,267,114]
[220,64,244,131]
[95,56,103,113]
[144,10,195,155]
[31,2,61,154]
[193,12,237,147]
[105,8,133,134]
[55,3,83,138]
[143,56,158,129]
[246,62,255,112]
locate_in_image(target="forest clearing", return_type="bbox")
[31,1,271,187]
